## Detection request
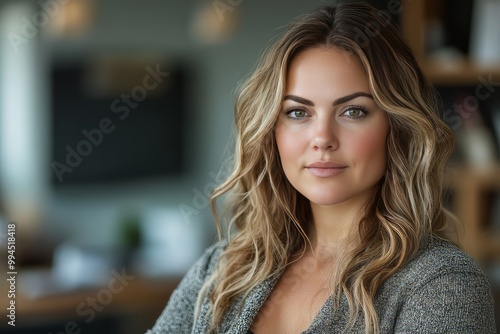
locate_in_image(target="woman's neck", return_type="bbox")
[307,194,370,258]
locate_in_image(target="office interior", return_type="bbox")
[0,0,499,333]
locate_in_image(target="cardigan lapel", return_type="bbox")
[192,272,282,334]
[218,272,283,333]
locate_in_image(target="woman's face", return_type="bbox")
[275,47,389,207]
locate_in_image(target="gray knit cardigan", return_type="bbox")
[147,237,496,333]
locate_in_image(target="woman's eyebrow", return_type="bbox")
[283,95,314,106]
[332,92,373,106]
[283,92,373,107]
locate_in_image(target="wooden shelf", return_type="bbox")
[401,0,500,85]
[422,60,500,86]
[448,164,500,262]
[401,0,500,263]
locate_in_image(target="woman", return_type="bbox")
[148,3,495,333]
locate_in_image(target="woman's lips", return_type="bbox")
[305,161,347,177]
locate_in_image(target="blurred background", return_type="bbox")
[0,0,499,333]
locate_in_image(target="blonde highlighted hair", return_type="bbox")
[199,3,456,333]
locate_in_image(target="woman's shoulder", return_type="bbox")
[386,237,489,288]
[377,238,496,332]
[172,239,228,288]
[379,237,491,299]
[378,235,492,299]
[402,236,485,279]
[145,241,228,333]
[192,239,228,279]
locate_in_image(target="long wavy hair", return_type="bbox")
[198,2,456,333]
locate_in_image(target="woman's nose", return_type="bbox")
[311,117,338,151]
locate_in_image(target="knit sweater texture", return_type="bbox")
[147,237,496,333]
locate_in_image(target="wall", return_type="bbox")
[0,0,330,261]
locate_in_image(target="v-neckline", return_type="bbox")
[242,270,341,334]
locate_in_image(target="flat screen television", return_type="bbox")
[50,55,186,185]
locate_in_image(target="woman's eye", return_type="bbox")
[286,109,308,119]
[342,108,367,119]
